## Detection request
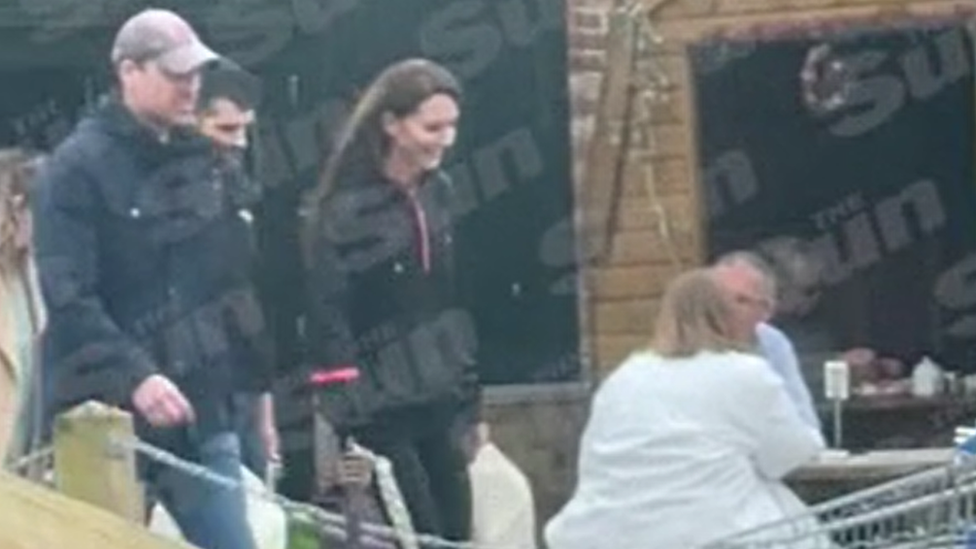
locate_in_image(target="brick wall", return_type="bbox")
[567,0,613,185]
[572,0,705,375]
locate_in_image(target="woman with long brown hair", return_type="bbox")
[0,148,46,466]
[546,269,825,549]
[301,58,477,542]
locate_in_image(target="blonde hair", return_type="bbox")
[0,148,40,273]
[650,269,746,357]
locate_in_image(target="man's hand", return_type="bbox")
[338,451,373,487]
[132,374,195,427]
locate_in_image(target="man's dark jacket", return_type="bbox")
[304,167,480,429]
[32,97,273,445]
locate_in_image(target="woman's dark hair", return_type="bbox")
[301,58,461,262]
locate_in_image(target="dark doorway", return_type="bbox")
[691,24,976,389]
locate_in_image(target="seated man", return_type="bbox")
[713,252,822,430]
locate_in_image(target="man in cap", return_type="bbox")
[32,9,271,549]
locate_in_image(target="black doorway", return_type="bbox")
[691,24,976,379]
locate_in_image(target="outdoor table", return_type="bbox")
[788,448,956,503]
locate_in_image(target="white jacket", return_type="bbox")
[545,350,826,549]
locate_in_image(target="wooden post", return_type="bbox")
[53,400,144,523]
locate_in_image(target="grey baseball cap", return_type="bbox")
[111,9,219,75]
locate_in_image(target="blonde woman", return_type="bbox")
[0,148,46,465]
[545,269,825,549]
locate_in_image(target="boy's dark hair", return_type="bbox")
[198,59,263,112]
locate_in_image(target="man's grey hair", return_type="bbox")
[713,250,778,298]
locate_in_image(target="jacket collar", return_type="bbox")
[89,93,212,165]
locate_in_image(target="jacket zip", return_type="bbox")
[405,189,431,274]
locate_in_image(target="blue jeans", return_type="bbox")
[233,393,267,479]
[152,431,256,549]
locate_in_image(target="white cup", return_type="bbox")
[824,360,851,400]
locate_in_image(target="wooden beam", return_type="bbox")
[654,0,975,41]
[594,334,652,373]
[591,264,676,299]
[594,299,660,335]
[580,7,638,264]
[664,41,709,269]
[645,0,691,18]
[607,228,698,266]
[577,5,641,379]
[0,471,191,549]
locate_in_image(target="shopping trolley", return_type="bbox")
[704,426,976,549]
